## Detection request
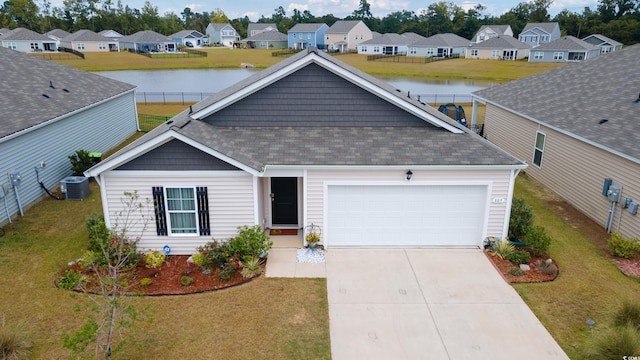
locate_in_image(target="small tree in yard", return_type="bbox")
[63,191,151,359]
[508,197,534,241]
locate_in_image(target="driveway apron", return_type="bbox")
[325,248,568,360]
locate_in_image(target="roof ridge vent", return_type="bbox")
[307,46,318,55]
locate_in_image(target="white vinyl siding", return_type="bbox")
[101,172,256,254]
[484,104,640,240]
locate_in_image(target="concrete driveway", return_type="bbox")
[326,248,568,360]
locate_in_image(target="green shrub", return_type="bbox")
[218,262,237,281]
[584,324,640,359]
[191,252,210,267]
[58,269,86,290]
[241,256,263,278]
[508,197,534,241]
[139,278,153,287]
[613,301,640,331]
[197,240,232,269]
[524,225,552,256]
[608,232,640,259]
[86,213,109,254]
[69,150,97,176]
[180,276,194,287]
[490,240,515,259]
[227,225,273,261]
[508,267,526,276]
[506,250,531,265]
[0,316,32,360]
[144,250,166,269]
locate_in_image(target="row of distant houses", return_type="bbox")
[1,20,624,63]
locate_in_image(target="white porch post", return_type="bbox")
[471,98,479,131]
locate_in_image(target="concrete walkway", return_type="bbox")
[266,248,568,360]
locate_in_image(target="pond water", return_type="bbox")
[96,69,493,104]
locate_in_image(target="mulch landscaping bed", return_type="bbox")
[58,255,259,296]
[485,250,558,283]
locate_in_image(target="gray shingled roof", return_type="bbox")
[244,30,287,42]
[582,34,622,47]
[471,25,511,41]
[469,35,530,49]
[474,44,640,161]
[0,46,136,139]
[360,33,409,46]
[327,20,362,33]
[63,29,111,42]
[1,27,53,41]
[521,22,558,35]
[535,35,599,51]
[98,29,123,37]
[248,23,278,33]
[411,33,470,47]
[46,29,71,39]
[208,23,231,31]
[0,28,10,37]
[288,23,327,32]
[119,30,172,43]
[103,47,523,171]
[169,30,205,38]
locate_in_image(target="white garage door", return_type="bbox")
[327,185,487,247]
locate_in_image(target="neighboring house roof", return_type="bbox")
[411,33,470,47]
[582,34,622,47]
[327,20,363,33]
[244,30,287,42]
[469,35,530,49]
[402,32,427,43]
[208,23,232,31]
[0,27,52,41]
[534,35,599,51]
[98,29,123,37]
[471,25,512,42]
[63,29,111,42]
[169,30,205,39]
[248,23,278,33]
[0,28,10,37]
[119,30,172,43]
[474,44,640,161]
[45,29,71,39]
[88,47,523,177]
[288,23,327,32]
[0,46,136,140]
[520,22,559,35]
[360,32,407,45]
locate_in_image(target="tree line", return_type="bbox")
[1,0,638,44]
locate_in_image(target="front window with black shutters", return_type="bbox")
[166,187,197,234]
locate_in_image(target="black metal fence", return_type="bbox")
[272,49,303,57]
[136,92,213,104]
[367,54,460,63]
[60,47,85,59]
[138,114,171,132]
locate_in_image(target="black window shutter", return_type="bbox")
[197,186,210,236]
[152,186,168,236]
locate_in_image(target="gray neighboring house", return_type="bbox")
[85,47,526,255]
[472,44,640,240]
[358,32,426,55]
[243,30,288,49]
[247,23,278,37]
[0,27,57,52]
[118,30,175,52]
[528,36,600,62]
[466,35,531,60]
[169,29,208,47]
[206,23,239,47]
[582,34,623,54]
[45,29,71,49]
[471,25,514,43]
[0,46,138,225]
[60,29,119,52]
[518,22,561,47]
[408,33,470,58]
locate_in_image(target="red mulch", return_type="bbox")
[484,250,558,283]
[611,257,640,278]
[58,255,259,296]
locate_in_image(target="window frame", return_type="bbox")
[553,52,564,60]
[532,131,546,168]
[165,187,199,236]
[470,49,478,57]
[534,51,543,60]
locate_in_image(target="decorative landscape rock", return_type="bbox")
[520,264,531,271]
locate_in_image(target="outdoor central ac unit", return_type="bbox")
[60,176,89,200]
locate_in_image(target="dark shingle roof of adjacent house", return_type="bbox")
[411,33,470,47]
[119,30,172,43]
[244,30,287,42]
[534,35,599,51]
[327,20,362,33]
[95,47,523,173]
[474,44,640,160]
[46,29,71,39]
[469,35,530,49]
[288,23,327,32]
[63,29,111,42]
[0,46,136,139]
[0,27,52,41]
[521,22,558,34]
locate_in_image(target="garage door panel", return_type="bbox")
[328,185,486,247]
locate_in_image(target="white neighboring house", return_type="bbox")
[466,35,531,60]
[358,32,426,55]
[169,30,208,47]
[471,25,513,43]
[206,23,239,47]
[118,30,176,53]
[582,34,623,54]
[45,29,71,49]
[408,33,470,58]
[0,27,57,52]
[60,30,119,52]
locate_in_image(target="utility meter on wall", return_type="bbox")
[607,185,621,202]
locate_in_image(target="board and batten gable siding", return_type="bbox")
[101,172,256,255]
[0,92,136,225]
[484,104,640,238]
[304,169,513,246]
[203,63,433,127]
